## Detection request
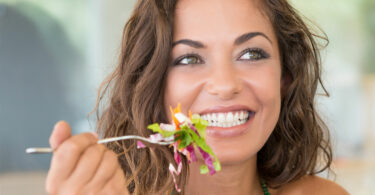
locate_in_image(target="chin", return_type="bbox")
[213,145,259,165]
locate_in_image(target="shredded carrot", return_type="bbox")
[170,106,180,130]
[187,152,191,161]
[174,103,181,113]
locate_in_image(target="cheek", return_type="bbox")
[164,63,282,164]
[246,65,281,134]
[164,68,204,120]
[257,86,281,140]
[208,65,282,163]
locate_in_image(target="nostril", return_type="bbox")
[205,76,242,99]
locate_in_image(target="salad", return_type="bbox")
[136,104,221,192]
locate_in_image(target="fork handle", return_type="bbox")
[26,135,174,154]
[26,147,54,154]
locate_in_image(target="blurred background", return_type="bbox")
[0,0,374,194]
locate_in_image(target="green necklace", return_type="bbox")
[260,179,271,195]
[171,179,271,195]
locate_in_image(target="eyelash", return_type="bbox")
[173,48,270,66]
[173,52,203,66]
[238,48,270,61]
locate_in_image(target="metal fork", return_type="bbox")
[26,135,174,154]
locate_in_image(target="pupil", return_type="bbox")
[250,51,260,59]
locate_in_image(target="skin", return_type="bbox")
[46,0,349,194]
[164,0,349,194]
[46,121,130,195]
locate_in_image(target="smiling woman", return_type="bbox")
[45,0,350,194]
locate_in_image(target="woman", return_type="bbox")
[46,0,349,194]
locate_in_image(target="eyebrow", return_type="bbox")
[172,31,272,49]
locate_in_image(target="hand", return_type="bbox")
[45,121,130,195]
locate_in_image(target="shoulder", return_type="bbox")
[270,175,350,195]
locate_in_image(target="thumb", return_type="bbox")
[49,121,72,150]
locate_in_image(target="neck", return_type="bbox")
[185,156,264,195]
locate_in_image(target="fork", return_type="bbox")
[26,135,174,154]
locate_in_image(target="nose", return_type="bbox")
[205,62,242,100]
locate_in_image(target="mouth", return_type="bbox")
[197,105,256,138]
[200,110,255,128]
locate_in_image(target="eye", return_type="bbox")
[238,48,270,61]
[174,54,203,66]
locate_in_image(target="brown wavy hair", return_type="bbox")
[93,0,332,194]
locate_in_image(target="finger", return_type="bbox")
[87,150,119,192]
[46,132,98,192]
[100,168,127,195]
[49,121,72,150]
[66,144,107,189]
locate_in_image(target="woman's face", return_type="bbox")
[164,0,281,164]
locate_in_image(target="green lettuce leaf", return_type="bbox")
[191,114,208,138]
[147,123,176,137]
[200,165,209,174]
[175,130,192,149]
[213,160,221,171]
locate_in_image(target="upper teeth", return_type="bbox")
[200,110,251,127]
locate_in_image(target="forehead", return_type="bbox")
[173,0,275,44]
